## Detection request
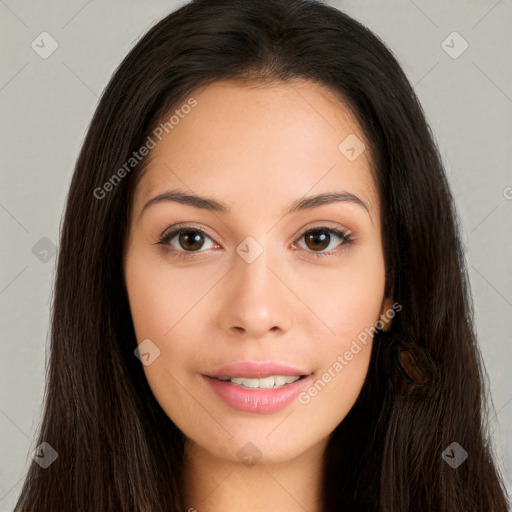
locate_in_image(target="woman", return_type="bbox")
[14,0,509,510]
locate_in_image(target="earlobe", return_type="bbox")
[378,296,394,331]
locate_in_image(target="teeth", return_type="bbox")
[217,375,302,389]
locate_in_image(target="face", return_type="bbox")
[123,79,393,466]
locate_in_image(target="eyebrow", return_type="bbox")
[139,189,372,221]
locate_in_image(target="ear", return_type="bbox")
[378,296,394,331]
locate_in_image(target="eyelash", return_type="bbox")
[155,225,354,261]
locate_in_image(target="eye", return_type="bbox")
[294,227,353,256]
[156,224,354,260]
[157,226,217,257]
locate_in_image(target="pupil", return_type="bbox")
[306,230,329,251]
[180,230,204,251]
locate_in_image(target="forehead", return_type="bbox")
[135,79,378,218]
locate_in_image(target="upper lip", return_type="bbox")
[205,361,311,379]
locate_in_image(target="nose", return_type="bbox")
[217,241,294,339]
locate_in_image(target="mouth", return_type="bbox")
[202,362,313,413]
[207,374,308,389]
[202,360,313,412]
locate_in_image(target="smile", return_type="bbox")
[215,375,304,389]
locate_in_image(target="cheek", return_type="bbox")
[124,253,213,432]
[124,248,218,342]
[293,248,385,407]
[124,247,225,381]
[292,243,386,344]
[292,295,381,433]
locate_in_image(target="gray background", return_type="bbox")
[0,1,511,509]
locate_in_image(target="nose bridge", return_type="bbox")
[218,233,293,336]
[233,234,276,300]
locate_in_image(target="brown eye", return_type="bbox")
[297,227,353,255]
[177,229,206,251]
[157,226,218,260]
[303,229,332,251]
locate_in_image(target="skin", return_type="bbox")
[123,78,393,512]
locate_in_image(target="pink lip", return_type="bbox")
[202,361,312,414]
[206,360,310,379]
[203,375,311,413]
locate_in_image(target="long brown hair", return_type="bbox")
[14,0,509,510]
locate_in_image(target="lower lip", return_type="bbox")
[203,375,311,413]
